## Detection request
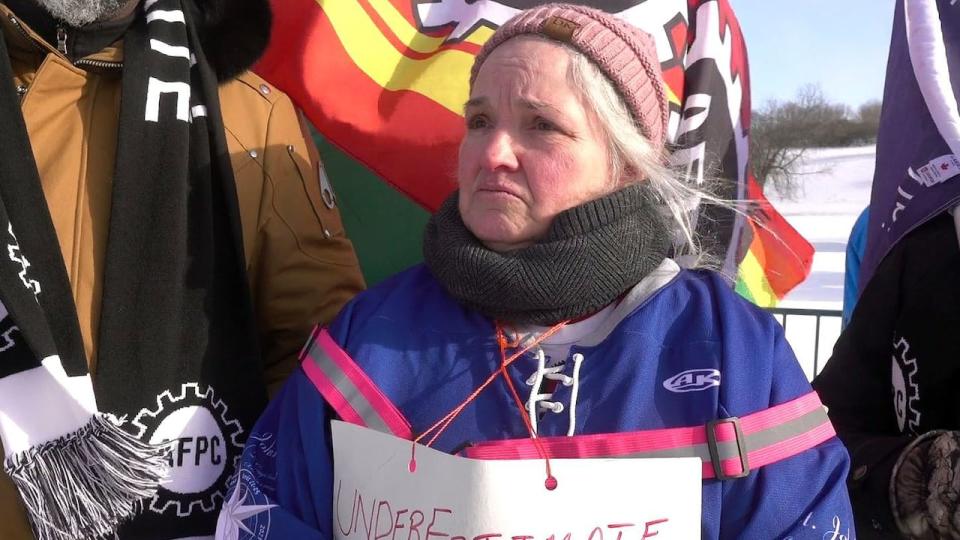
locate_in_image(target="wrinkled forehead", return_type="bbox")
[470,36,573,95]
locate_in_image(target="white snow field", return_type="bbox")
[763,145,875,379]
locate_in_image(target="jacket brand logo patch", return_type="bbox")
[663,369,721,393]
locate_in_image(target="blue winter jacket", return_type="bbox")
[217,261,855,539]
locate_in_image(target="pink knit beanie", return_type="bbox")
[470,4,669,151]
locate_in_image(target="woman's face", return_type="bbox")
[458,37,616,252]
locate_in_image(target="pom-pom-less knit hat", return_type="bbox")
[470,4,669,151]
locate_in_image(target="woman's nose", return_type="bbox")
[481,130,520,171]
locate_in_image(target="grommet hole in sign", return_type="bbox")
[318,162,336,209]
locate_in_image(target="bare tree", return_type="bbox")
[856,100,882,139]
[751,86,824,197]
[750,85,875,198]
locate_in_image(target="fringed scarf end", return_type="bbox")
[4,414,169,540]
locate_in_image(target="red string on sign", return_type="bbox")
[409,320,568,490]
[496,324,557,488]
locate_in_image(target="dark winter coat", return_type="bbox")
[814,212,960,538]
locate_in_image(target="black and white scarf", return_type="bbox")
[0,1,266,538]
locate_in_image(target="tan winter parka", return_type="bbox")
[0,2,366,537]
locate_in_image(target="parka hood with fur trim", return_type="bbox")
[1,0,271,81]
[193,0,271,81]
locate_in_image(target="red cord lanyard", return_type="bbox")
[410,321,568,488]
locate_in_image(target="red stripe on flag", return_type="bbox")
[746,174,814,297]
[256,0,460,210]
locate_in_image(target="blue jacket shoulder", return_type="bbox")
[657,270,810,411]
[328,264,486,345]
[650,269,784,340]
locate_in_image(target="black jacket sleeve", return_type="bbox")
[814,231,910,538]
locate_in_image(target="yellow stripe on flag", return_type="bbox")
[738,249,779,308]
[365,0,446,53]
[666,87,681,107]
[322,0,473,116]
[464,26,495,47]
[323,1,682,119]
[365,0,494,51]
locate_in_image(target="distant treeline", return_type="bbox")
[750,85,881,194]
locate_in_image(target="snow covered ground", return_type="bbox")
[763,145,876,379]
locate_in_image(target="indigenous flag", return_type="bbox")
[255,0,813,306]
[860,0,960,288]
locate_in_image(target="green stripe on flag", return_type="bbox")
[734,277,756,304]
[314,133,429,286]
[736,250,779,307]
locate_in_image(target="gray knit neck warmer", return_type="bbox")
[423,183,670,325]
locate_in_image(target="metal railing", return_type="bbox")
[766,307,843,378]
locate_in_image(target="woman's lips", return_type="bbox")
[476,184,522,200]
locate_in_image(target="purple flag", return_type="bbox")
[861,0,960,288]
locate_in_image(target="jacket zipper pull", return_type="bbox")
[56,25,67,56]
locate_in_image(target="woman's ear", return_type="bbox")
[619,164,642,186]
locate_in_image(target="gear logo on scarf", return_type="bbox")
[891,336,921,434]
[0,310,18,352]
[7,224,40,295]
[133,383,244,517]
[1,223,38,358]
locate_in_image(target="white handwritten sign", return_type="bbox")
[331,421,702,540]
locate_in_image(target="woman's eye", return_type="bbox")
[533,118,556,131]
[467,115,489,129]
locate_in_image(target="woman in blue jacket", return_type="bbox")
[217,4,855,539]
